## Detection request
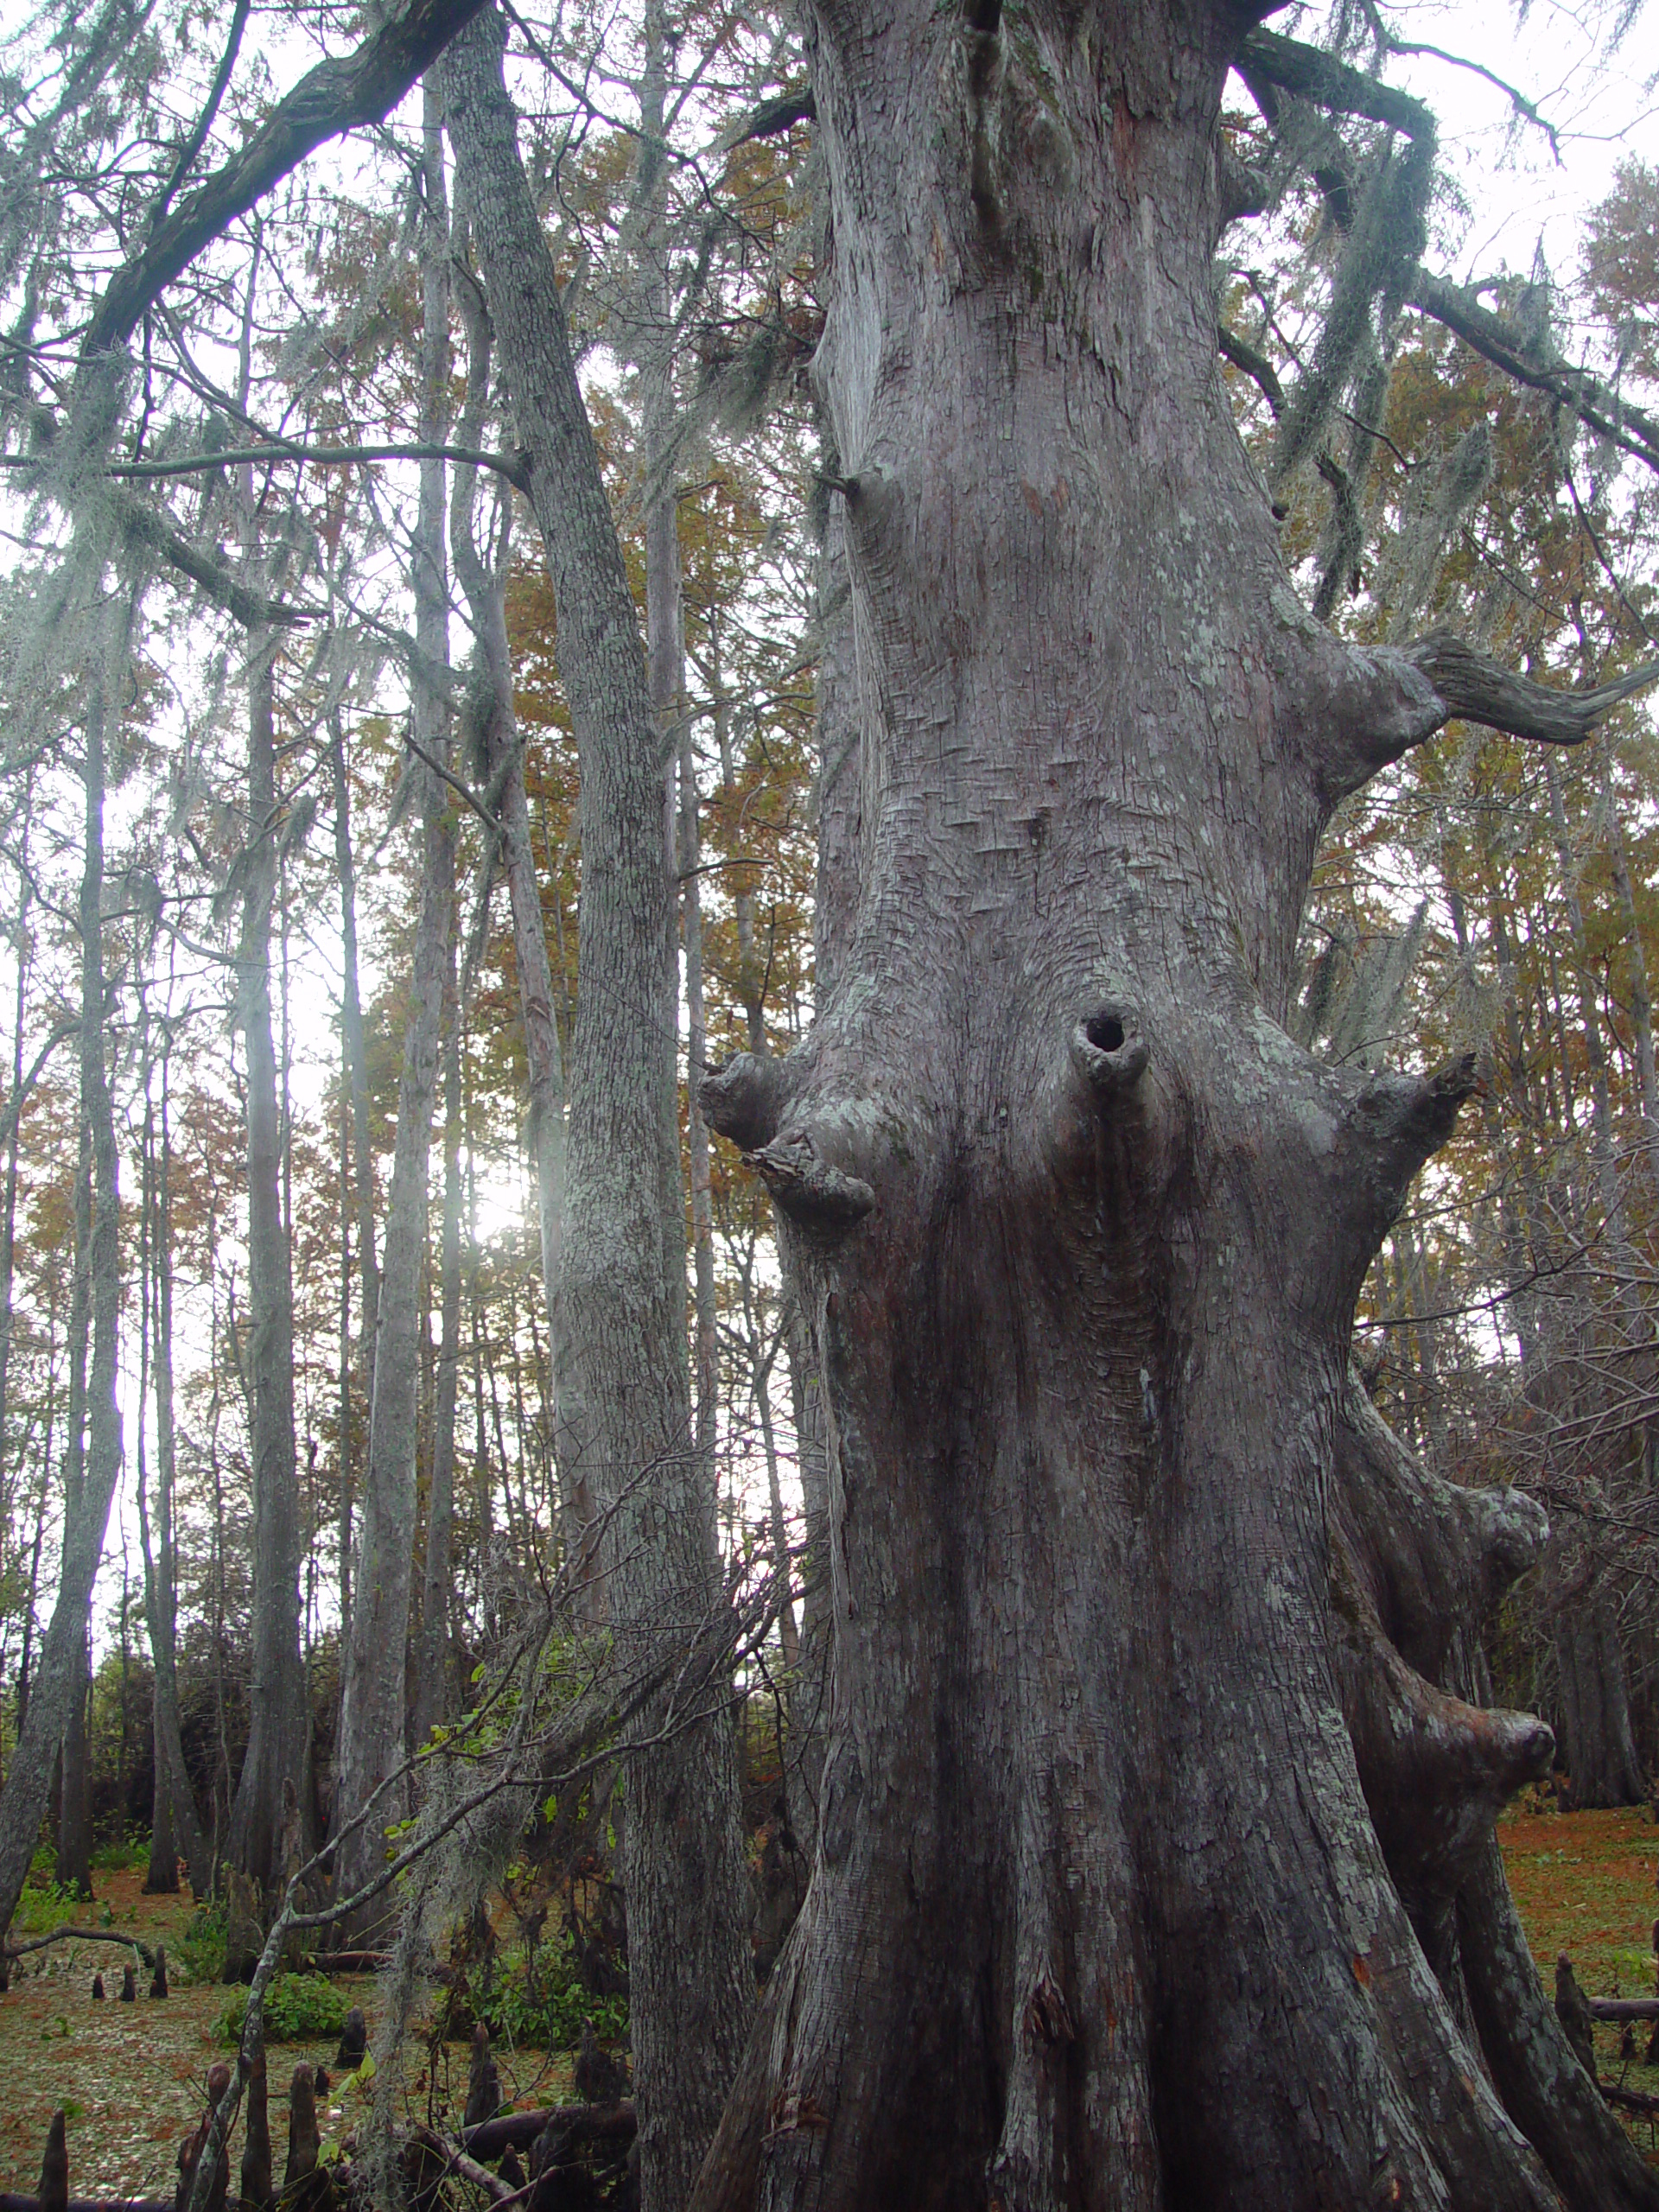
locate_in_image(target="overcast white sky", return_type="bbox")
[1373,1,1658,285]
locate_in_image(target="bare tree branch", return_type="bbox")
[83,0,491,359]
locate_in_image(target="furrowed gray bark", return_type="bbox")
[0,631,125,1950]
[226,242,307,1892]
[138,1040,212,1896]
[689,3,1649,2203]
[226,625,308,1896]
[442,14,753,2200]
[334,83,454,1916]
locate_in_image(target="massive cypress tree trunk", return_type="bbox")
[1554,1590,1644,1811]
[690,3,1659,2205]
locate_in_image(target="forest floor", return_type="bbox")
[2,1816,1658,2195]
[0,1869,575,2200]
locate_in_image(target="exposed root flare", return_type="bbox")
[747,1132,876,1230]
[1068,1006,1149,1102]
[700,1051,796,1152]
[1331,1374,1547,1676]
[1332,1540,1553,1951]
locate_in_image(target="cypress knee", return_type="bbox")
[284,2062,321,2186]
[463,2021,499,2127]
[37,2110,67,2212]
[334,2005,366,2069]
[239,2047,272,2212]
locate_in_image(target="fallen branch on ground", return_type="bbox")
[459,2101,637,2158]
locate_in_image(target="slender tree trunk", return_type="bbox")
[139,1039,211,1893]
[443,17,754,2198]
[16,1302,56,1745]
[338,1071,353,1624]
[54,1103,94,1907]
[753,1332,798,1676]
[331,711,378,1624]
[412,997,462,1749]
[136,1072,178,1897]
[0,783,34,1507]
[226,626,309,1894]
[467,1138,493,1624]
[680,721,720,1472]
[0,629,125,1950]
[1599,763,1659,1177]
[333,83,453,1914]
[225,235,308,1890]
[446,244,579,1561]
[147,1694,178,1893]
[56,1637,92,1899]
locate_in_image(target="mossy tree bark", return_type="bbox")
[690,2,1659,2204]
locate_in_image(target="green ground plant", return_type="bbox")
[219,1973,346,2044]
[465,1936,628,2052]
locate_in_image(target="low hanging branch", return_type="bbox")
[1,1925,158,1970]
[1236,24,1436,140]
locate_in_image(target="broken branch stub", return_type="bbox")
[747,1133,875,1232]
[1334,1055,1476,1275]
[699,1052,793,1153]
[1068,1005,1150,1103]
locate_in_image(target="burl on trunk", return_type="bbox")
[696,2,1656,2206]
